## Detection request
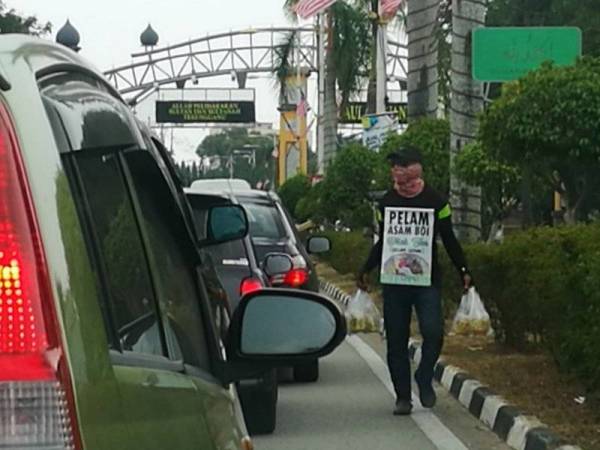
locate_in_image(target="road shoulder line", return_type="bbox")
[346,334,470,450]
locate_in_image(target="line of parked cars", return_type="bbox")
[0,35,345,450]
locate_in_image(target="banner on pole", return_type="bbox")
[361,112,398,151]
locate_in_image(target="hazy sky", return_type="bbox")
[15,0,301,161]
[17,0,289,69]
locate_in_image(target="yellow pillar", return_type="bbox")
[277,73,309,187]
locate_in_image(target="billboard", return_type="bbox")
[341,102,407,124]
[156,100,256,123]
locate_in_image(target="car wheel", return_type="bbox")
[238,369,278,435]
[293,359,319,382]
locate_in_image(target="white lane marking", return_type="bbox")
[346,335,469,450]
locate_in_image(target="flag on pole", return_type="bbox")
[296,90,308,118]
[294,0,338,20]
[380,0,403,20]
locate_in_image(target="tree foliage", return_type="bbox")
[487,0,600,56]
[295,181,324,223]
[319,143,378,228]
[0,2,51,35]
[330,1,372,114]
[277,174,311,219]
[479,58,600,222]
[276,1,371,115]
[273,30,298,102]
[294,121,451,228]
[195,128,276,188]
[173,161,202,187]
[454,141,522,237]
[435,0,452,114]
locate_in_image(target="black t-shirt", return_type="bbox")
[362,185,468,288]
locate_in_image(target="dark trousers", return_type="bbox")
[382,284,444,401]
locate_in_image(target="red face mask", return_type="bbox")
[392,163,425,198]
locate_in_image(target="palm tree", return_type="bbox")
[406,0,441,121]
[449,0,487,242]
[279,0,372,167]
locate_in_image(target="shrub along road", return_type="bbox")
[316,257,599,450]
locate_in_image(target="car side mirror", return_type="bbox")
[200,205,248,246]
[227,289,346,363]
[307,236,331,254]
[262,253,293,277]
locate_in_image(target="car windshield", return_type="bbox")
[242,201,287,240]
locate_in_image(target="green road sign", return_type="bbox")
[472,27,582,82]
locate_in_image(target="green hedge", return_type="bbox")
[321,225,600,394]
[319,231,373,276]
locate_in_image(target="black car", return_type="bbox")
[185,189,269,310]
[197,186,331,382]
[184,187,282,435]
[238,190,321,290]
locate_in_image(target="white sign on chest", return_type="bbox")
[380,207,435,286]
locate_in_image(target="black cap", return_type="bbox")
[386,146,423,167]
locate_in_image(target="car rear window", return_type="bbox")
[242,201,287,240]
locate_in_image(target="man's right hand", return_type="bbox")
[356,272,370,291]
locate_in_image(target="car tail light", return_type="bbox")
[0,104,81,449]
[240,277,263,296]
[282,269,308,288]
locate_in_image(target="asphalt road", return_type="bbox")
[253,333,512,450]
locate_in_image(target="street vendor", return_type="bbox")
[357,146,472,416]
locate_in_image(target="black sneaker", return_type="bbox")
[415,375,437,408]
[393,399,413,416]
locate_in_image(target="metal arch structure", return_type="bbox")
[104,27,408,103]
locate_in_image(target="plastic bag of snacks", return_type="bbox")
[345,290,382,334]
[451,287,492,336]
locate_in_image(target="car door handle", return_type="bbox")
[142,373,159,388]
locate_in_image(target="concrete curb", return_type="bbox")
[319,279,582,450]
